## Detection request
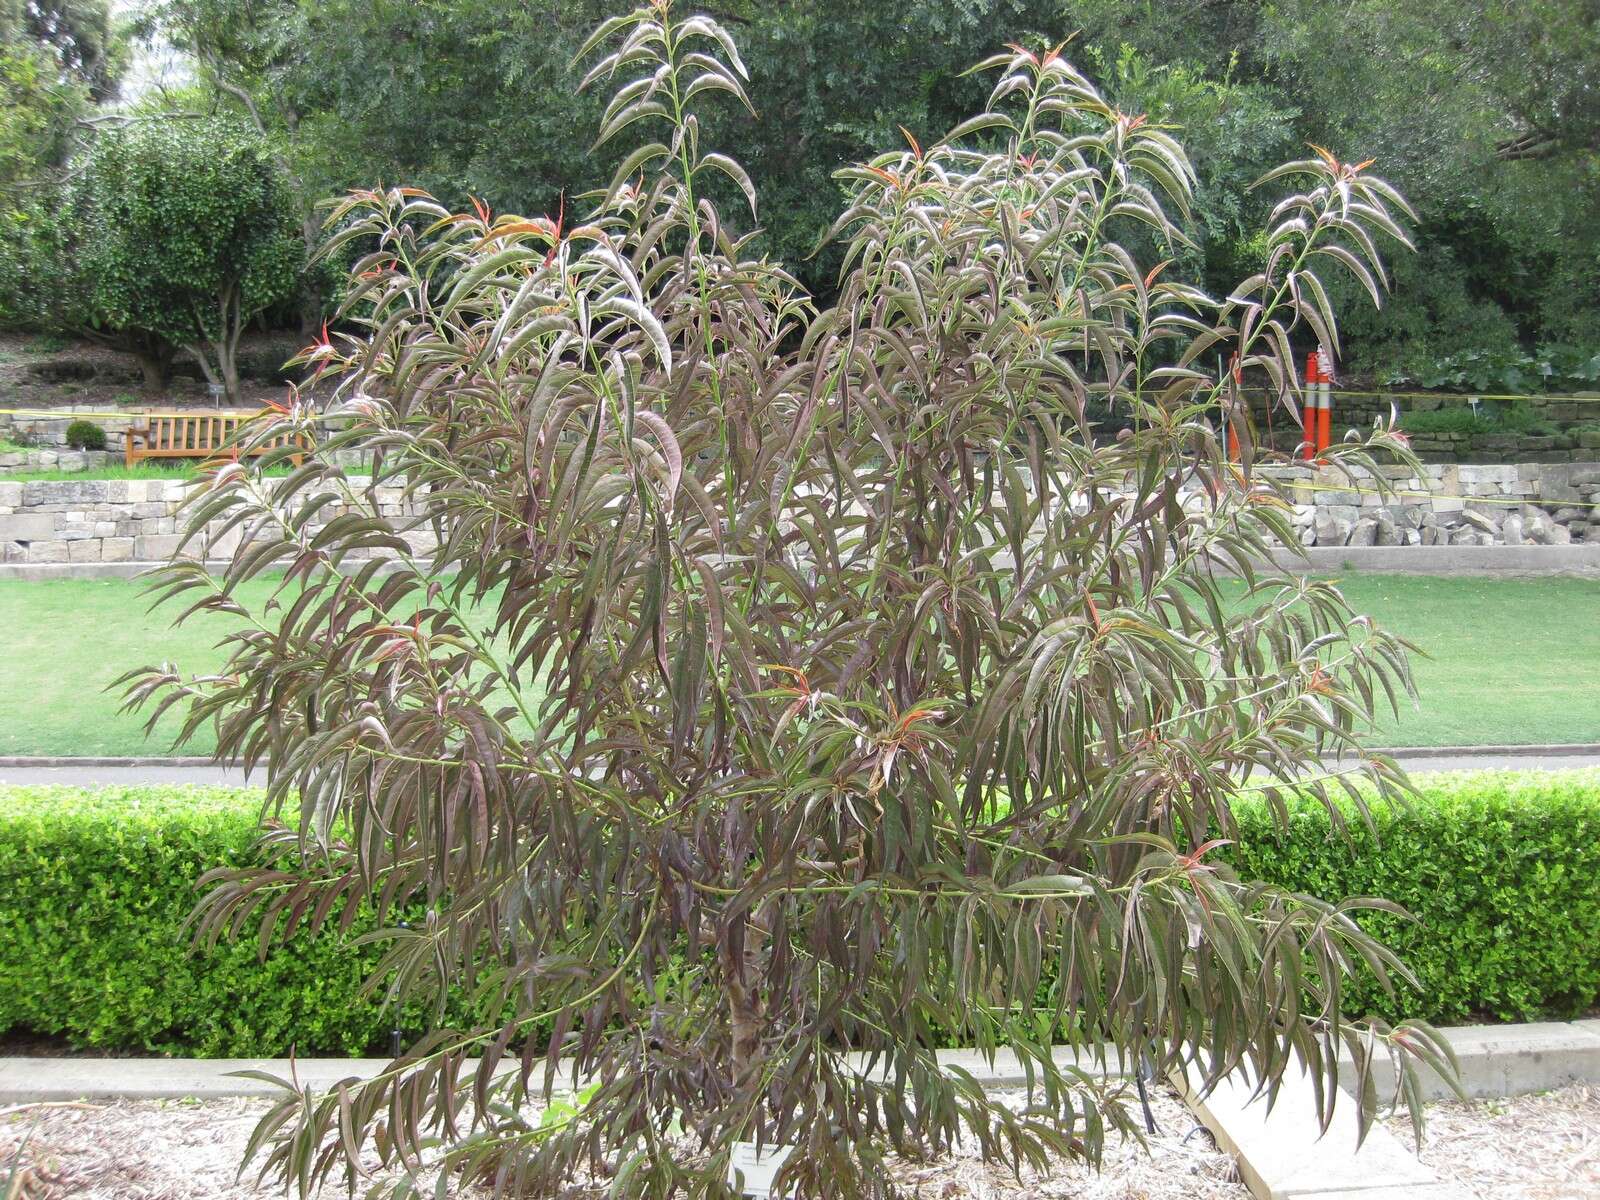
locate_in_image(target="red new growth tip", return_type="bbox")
[542,193,566,268]
[898,125,923,161]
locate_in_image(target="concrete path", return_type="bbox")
[2,747,1595,790]
[1359,746,1600,773]
[0,1046,1129,1104]
[0,760,250,788]
[2,1021,1591,1105]
[1174,1057,1467,1200]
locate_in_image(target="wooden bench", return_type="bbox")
[124,410,306,468]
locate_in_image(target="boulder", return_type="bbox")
[1314,514,1353,546]
[1526,513,1572,545]
[1374,512,1400,545]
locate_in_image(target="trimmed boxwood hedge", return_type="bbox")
[1229,769,1600,1026]
[1,773,1597,1056]
[0,786,471,1056]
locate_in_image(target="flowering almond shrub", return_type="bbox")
[128,3,1450,1195]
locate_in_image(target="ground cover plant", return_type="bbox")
[1395,403,1556,439]
[125,4,1449,1194]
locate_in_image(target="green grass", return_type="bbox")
[0,577,290,756]
[1324,573,1600,747]
[0,573,1594,756]
[1,462,297,483]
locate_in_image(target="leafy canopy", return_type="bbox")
[132,4,1449,1197]
[70,115,302,393]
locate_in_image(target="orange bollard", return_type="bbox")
[1316,347,1334,457]
[1226,352,1244,461]
[1302,352,1320,461]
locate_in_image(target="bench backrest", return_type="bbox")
[133,411,301,455]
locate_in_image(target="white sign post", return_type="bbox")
[727,1141,793,1199]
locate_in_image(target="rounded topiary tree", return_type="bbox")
[73,115,301,399]
[130,4,1450,1196]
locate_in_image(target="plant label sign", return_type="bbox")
[727,1142,793,1198]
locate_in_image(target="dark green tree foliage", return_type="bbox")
[0,0,117,307]
[0,0,116,193]
[72,116,301,398]
[1261,0,1600,374]
[150,1,1096,295]
[130,6,1451,1196]
[146,0,1600,380]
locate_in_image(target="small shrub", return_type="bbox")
[63,420,106,451]
[26,332,71,354]
[1413,344,1600,396]
[130,6,1430,1192]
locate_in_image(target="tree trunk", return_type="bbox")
[219,285,244,405]
[298,209,324,338]
[219,341,242,405]
[721,913,766,1093]
[136,342,174,393]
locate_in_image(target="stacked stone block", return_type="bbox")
[1270,462,1600,548]
[0,477,435,565]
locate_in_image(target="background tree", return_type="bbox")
[1260,0,1600,377]
[0,0,121,331]
[67,115,301,396]
[130,5,1452,1197]
[0,0,119,197]
[130,0,1600,391]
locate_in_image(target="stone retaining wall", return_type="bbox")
[3,462,1596,566]
[0,477,434,566]
[1273,461,1600,547]
[0,405,169,452]
[0,447,119,474]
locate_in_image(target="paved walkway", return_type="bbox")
[0,761,250,787]
[2,749,1595,789]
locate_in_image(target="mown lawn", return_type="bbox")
[0,573,1594,755]
[1328,574,1599,748]
[0,576,285,757]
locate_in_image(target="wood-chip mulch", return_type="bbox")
[1384,1083,1600,1200]
[0,1087,1246,1199]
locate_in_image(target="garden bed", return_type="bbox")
[1384,1083,1600,1199]
[0,1087,1245,1200]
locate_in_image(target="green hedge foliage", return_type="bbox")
[1229,770,1600,1025]
[0,786,459,1056]
[2,774,1597,1055]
